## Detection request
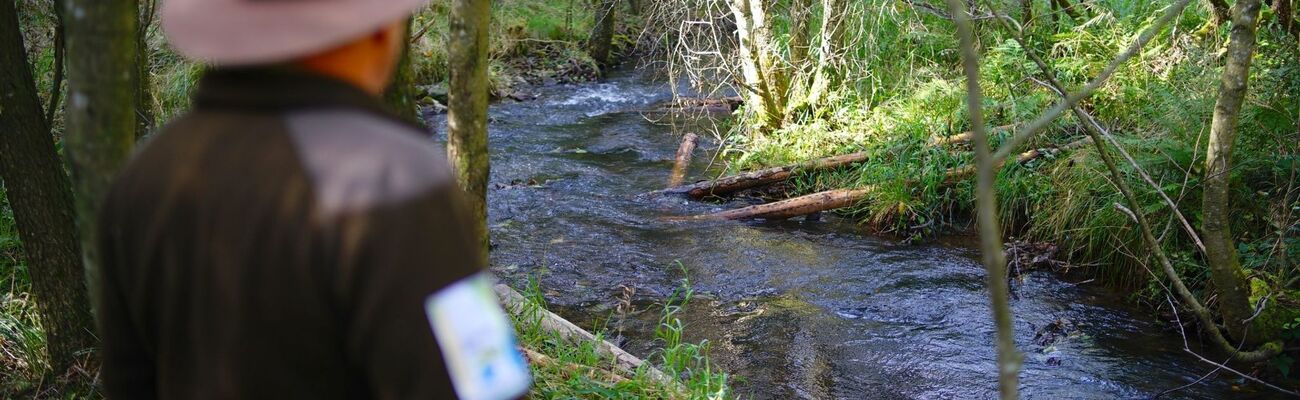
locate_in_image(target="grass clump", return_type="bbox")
[0,188,100,399]
[512,275,732,399]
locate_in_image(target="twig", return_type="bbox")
[1163,296,1300,397]
[1152,295,1230,399]
[409,8,439,44]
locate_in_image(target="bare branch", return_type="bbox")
[945,1,1021,398]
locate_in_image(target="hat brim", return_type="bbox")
[162,0,429,66]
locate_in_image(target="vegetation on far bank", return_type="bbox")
[647,0,1298,381]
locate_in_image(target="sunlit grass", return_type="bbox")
[729,2,1300,295]
[512,268,732,399]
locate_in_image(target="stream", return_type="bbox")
[436,71,1253,399]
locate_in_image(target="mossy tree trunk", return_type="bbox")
[805,0,846,109]
[747,0,786,113]
[0,0,96,374]
[63,0,140,302]
[386,18,423,125]
[1203,0,1265,345]
[727,0,784,130]
[589,0,618,67]
[448,0,492,266]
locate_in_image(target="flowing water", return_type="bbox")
[437,71,1256,399]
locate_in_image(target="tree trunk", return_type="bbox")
[727,0,783,129]
[1055,0,1083,21]
[1021,0,1034,25]
[589,0,618,67]
[1206,0,1232,26]
[747,0,786,114]
[448,0,492,266]
[1203,0,1265,345]
[0,0,96,373]
[386,18,423,125]
[1274,0,1299,38]
[788,0,815,75]
[64,0,140,308]
[806,0,846,108]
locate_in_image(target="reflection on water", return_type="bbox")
[435,71,1250,399]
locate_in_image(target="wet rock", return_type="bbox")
[420,83,449,104]
[491,178,544,191]
[1034,317,1077,348]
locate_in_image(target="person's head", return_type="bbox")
[161,0,426,95]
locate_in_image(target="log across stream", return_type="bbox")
[436,71,1246,399]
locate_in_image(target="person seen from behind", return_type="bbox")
[95,0,531,398]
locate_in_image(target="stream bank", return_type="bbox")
[433,70,1259,399]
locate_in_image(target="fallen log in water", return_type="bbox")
[676,138,1090,221]
[667,133,699,187]
[653,151,872,199]
[493,284,678,386]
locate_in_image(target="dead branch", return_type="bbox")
[677,140,1085,221]
[668,133,700,187]
[493,284,679,386]
[653,151,872,198]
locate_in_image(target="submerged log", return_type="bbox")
[493,284,677,386]
[679,138,1090,221]
[654,151,872,198]
[648,96,744,114]
[668,133,699,187]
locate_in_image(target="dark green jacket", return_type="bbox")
[96,68,481,399]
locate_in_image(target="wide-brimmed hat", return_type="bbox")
[162,0,429,66]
